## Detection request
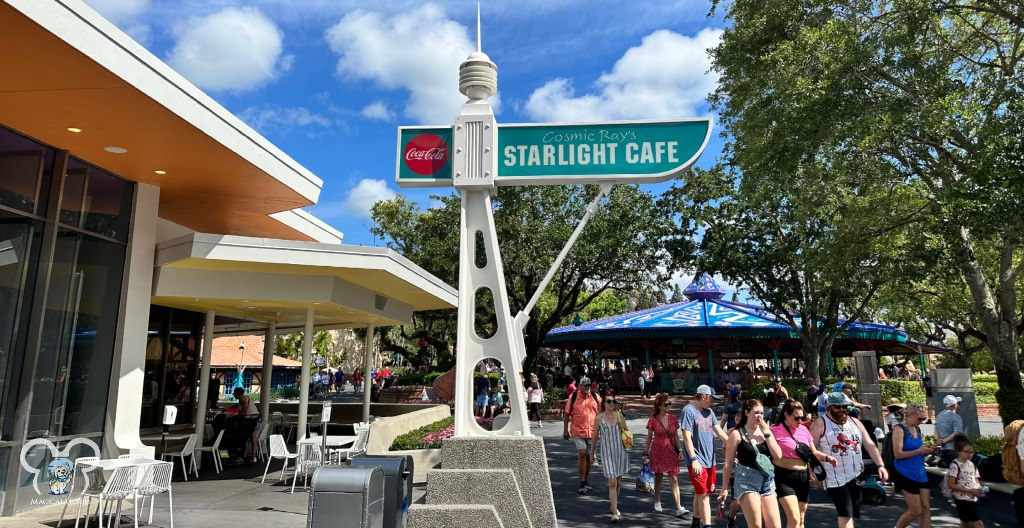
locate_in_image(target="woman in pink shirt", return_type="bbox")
[770,400,837,528]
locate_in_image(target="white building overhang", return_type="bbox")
[152,233,457,327]
[1,0,326,241]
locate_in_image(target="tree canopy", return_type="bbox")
[371,184,677,372]
[706,0,1024,422]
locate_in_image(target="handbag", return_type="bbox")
[740,426,775,477]
[621,429,634,450]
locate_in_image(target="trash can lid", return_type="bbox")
[310,466,383,492]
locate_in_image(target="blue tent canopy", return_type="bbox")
[545,274,945,359]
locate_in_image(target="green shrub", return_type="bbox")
[972,374,998,383]
[389,416,455,451]
[546,386,567,403]
[968,435,1003,457]
[880,381,925,405]
[973,382,998,404]
[270,386,300,400]
[396,370,446,386]
[748,378,808,402]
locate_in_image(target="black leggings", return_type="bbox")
[528,402,542,421]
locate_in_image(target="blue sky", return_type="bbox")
[83,0,728,252]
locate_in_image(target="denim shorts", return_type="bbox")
[734,463,776,497]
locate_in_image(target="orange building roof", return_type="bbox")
[210,335,301,368]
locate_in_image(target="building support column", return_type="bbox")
[260,323,277,421]
[195,310,215,449]
[106,182,160,458]
[363,324,375,423]
[298,307,314,440]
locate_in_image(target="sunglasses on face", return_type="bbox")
[661,403,670,407]
[791,414,806,420]
[828,406,847,411]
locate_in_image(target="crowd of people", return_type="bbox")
[561,373,1002,528]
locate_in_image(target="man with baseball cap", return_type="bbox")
[810,392,888,528]
[680,384,727,528]
[935,394,964,464]
[564,376,602,494]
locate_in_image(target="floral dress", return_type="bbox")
[646,413,681,475]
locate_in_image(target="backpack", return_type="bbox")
[977,454,1005,483]
[881,423,908,471]
[568,390,599,419]
[940,459,959,499]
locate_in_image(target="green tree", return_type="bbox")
[707,0,1024,423]
[275,331,334,363]
[372,185,678,374]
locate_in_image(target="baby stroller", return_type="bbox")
[859,421,887,504]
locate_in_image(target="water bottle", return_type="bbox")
[717,497,726,519]
[980,485,990,495]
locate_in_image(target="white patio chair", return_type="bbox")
[261,434,298,484]
[57,456,102,528]
[269,412,284,435]
[280,414,296,443]
[160,433,198,481]
[255,422,271,461]
[74,465,136,528]
[117,454,147,460]
[290,442,323,494]
[133,461,174,528]
[331,425,370,464]
[193,429,225,473]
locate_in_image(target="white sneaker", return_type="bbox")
[653,502,663,512]
[676,506,689,517]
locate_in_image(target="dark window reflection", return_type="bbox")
[0,126,53,216]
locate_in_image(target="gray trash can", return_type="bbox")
[349,455,413,528]
[308,466,384,528]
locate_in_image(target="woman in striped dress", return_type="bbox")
[591,396,631,523]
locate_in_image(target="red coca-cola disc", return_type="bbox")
[403,133,449,176]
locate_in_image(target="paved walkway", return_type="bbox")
[543,396,1018,527]
[1,397,1016,527]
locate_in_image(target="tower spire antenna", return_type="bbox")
[476,3,481,53]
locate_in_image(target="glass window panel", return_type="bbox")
[0,126,54,216]
[59,166,86,228]
[28,230,125,437]
[271,370,297,389]
[223,370,253,395]
[60,158,134,242]
[0,211,42,441]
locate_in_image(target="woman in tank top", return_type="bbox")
[718,399,783,528]
[891,403,939,528]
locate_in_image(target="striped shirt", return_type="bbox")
[817,415,864,488]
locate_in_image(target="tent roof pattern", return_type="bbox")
[544,274,944,355]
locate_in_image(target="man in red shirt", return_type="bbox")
[563,377,602,494]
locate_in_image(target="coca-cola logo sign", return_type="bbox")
[403,133,449,176]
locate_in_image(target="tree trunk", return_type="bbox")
[957,230,1024,426]
[801,342,822,384]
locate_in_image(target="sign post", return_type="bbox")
[396,30,711,439]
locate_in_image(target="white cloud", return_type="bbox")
[166,7,291,93]
[85,0,149,25]
[524,28,722,122]
[238,105,334,135]
[325,4,499,125]
[343,179,397,218]
[361,101,395,121]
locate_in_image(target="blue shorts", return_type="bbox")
[818,405,826,416]
[734,464,776,497]
[475,395,488,407]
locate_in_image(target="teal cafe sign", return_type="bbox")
[396,118,712,187]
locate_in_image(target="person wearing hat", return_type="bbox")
[809,392,888,528]
[681,384,728,528]
[935,394,964,464]
[564,376,602,494]
[885,398,906,433]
